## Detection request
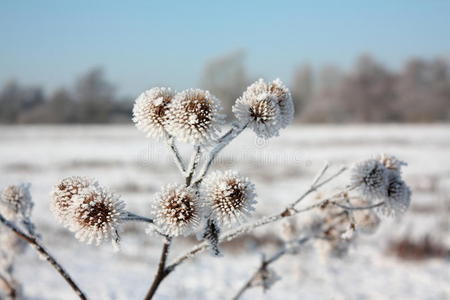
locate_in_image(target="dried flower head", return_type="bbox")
[68,186,126,247]
[51,176,96,226]
[132,87,176,139]
[378,172,411,217]
[233,86,282,139]
[0,183,32,220]
[350,159,389,200]
[201,170,257,226]
[166,89,224,145]
[377,153,407,173]
[152,184,201,236]
[244,78,294,128]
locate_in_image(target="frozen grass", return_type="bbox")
[1,124,449,299]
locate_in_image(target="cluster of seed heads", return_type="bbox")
[350,154,411,217]
[233,78,294,139]
[133,78,294,144]
[48,78,412,256]
[51,176,126,247]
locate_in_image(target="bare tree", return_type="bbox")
[75,67,116,123]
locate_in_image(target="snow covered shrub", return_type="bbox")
[0,79,413,300]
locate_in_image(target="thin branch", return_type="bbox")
[193,122,248,185]
[167,166,348,272]
[331,201,385,211]
[289,165,346,209]
[122,212,154,223]
[144,237,172,300]
[0,274,17,300]
[0,214,88,300]
[232,236,310,300]
[164,131,186,174]
[185,145,202,186]
[310,162,329,187]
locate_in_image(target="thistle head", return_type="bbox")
[0,183,32,220]
[378,172,411,217]
[166,89,224,145]
[246,78,294,128]
[151,184,201,237]
[51,176,96,226]
[69,186,126,247]
[201,170,257,226]
[233,90,282,139]
[350,159,389,200]
[132,87,176,139]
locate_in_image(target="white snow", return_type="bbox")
[0,124,449,299]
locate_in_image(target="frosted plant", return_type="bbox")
[0,183,32,221]
[377,153,407,173]
[233,87,282,139]
[201,170,257,226]
[166,89,224,145]
[133,87,176,139]
[68,186,126,247]
[378,172,411,217]
[151,184,201,237]
[51,176,96,226]
[350,159,389,199]
[244,78,294,128]
[0,79,414,300]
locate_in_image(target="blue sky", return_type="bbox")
[1,0,450,96]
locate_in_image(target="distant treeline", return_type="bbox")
[1,53,449,124]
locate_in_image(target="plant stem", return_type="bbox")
[193,122,248,185]
[0,214,88,300]
[232,237,310,300]
[164,131,186,174]
[123,212,154,223]
[144,236,172,300]
[0,274,18,300]
[185,145,201,186]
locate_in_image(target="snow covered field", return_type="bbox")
[1,124,449,300]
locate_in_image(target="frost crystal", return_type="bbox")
[201,170,257,226]
[166,89,224,145]
[0,183,32,221]
[51,176,96,226]
[132,87,176,139]
[350,159,389,200]
[152,184,201,237]
[68,186,126,247]
[378,172,411,217]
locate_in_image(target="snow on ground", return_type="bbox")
[1,124,449,299]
